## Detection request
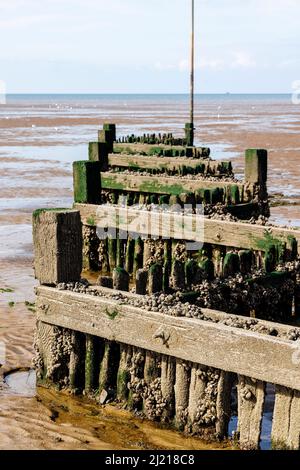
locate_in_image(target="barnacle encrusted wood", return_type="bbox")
[32,209,82,285]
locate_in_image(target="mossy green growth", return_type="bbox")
[105,308,119,320]
[150,194,158,205]
[102,176,126,191]
[117,370,131,401]
[159,195,170,205]
[33,208,70,220]
[163,260,171,293]
[25,301,36,312]
[73,161,101,204]
[199,258,214,281]
[8,301,15,308]
[231,185,240,205]
[0,288,14,293]
[246,271,289,288]
[128,161,141,170]
[254,230,285,267]
[138,180,187,196]
[148,147,163,156]
[87,216,95,226]
[195,164,205,174]
[198,245,212,259]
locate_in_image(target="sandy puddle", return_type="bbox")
[4,370,36,397]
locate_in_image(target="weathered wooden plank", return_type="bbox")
[36,286,300,391]
[272,386,300,450]
[74,203,300,254]
[113,142,185,154]
[88,284,299,339]
[237,376,265,450]
[101,172,243,194]
[108,154,230,175]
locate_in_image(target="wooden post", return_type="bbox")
[136,269,148,295]
[272,386,300,450]
[174,360,191,430]
[187,365,206,429]
[88,142,109,170]
[125,237,135,274]
[107,238,117,273]
[171,260,186,290]
[85,334,102,394]
[73,161,101,204]
[216,372,234,439]
[185,259,200,286]
[117,345,132,402]
[239,250,254,275]
[144,351,161,384]
[161,355,176,422]
[99,341,120,398]
[33,209,82,285]
[223,252,240,278]
[237,375,265,450]
[133,237,144,275]
[245,149,268,187]
[69,331,86,392]
[103,123,116,141]
[113,267,129,292]
[148,263,163,294]
[98,123,116,153]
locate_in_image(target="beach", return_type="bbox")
[0,94,299,449]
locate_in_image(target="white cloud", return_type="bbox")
[231,52,257,69]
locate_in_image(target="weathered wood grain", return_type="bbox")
[101,172,243,194]
[108,154,229,175]
[75,203,300,254]
[33,209,83,285]
[36,286,300,391]
[272,386,300,449]
[237,376,265,450]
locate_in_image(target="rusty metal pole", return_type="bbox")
[185,0,195,147]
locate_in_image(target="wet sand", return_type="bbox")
[0,94,299,449]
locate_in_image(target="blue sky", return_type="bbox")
[0,0,299,93]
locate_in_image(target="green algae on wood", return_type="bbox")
[85,335,101,394]
[245,149,268,185]
[73,161,101,204]
[223,253,240,278]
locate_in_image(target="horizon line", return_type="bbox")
[5,92,293,96]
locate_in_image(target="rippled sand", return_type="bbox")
[0,95,299,449]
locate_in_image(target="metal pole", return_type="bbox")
[190,0,194,128]
[185,0,195,147]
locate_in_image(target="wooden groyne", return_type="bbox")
[33,124,300,450]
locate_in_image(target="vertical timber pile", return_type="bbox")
[33,209,83,386]
[245,149,269,216]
